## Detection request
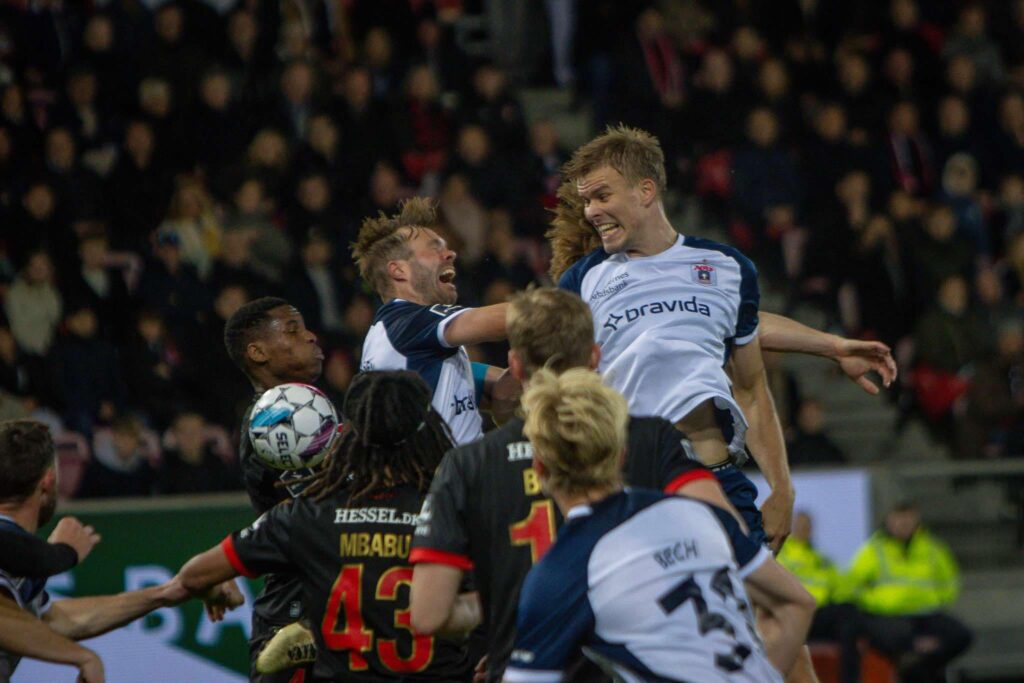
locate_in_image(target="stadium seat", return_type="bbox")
[808,641,896,683]
[53,431,91,499]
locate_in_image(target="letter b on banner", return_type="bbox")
[125,565,183,641]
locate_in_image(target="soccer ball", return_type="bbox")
[249,383,340,470]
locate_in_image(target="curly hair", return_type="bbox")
[302,370,452,504]
[0,420,55,501]
[545,177,602,282]
[546,125,667,281]
[351,197,439,299]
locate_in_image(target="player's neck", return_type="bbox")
[625,215,678,258]
[0,501,39,533]
[553,484,622,518]
[389,286,430,306]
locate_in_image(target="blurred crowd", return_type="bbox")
[0,0,1021,498]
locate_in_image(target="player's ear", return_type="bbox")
[531,454,547,479]
[39,466,57,497]
[246,340,269,365]
[508,349,527,383]
[387,259,408,283]
[638,178,657,207]
[588,343,601,371]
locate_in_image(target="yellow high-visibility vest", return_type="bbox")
[844,528,960,616]
[777,538,842,606]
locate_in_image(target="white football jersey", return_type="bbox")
[506,490,780,683]
[559,235,759,456]
[360,299,483,445]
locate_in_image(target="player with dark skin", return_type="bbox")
[223,297,328,682]
[241,303,324,395]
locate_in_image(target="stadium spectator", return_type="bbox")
[77,416,154,499]
[4,251,62,360]
[777,511,863,683]
[137,230,210,340]
[51,304,124,437]
[63,230,132,343]
[106,120,173,253]
[222,177,293,285]
[392,63,450,185]
[786,399,847,467]
[122,309,185,430]
[157,177,223,280]
[157,412,238,495]
[284,228,345,337]
[846,501,972,682]
[958,320,1024,458]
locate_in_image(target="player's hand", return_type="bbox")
[489,368,522,425]
[831,338,898,395]
[76,649,105,683]
[472,655,489,683]
[158,574,192,607]
[203,580,245,621]
[760,487,795,554]
[48,516,101,564]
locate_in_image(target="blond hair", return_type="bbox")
[508,288,593,375]
[351,197,439,298]
[521,368,627,496]
[547,125,666,280]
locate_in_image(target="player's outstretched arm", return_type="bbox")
[41,578,189,640]
[442,303,509,347]
[758,312,897,394]
[742,558,816,675]
[177,545,247,621]
[410,563,468,636]
[0,594,105,682]
[730,338,793,553]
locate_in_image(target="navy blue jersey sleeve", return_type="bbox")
[382,302,467,353]
[0,529,77,578]
[708,505,771,578]
[409,451,473,570]
[504,563,594,682]
[222,502,296,578]
[732,250,760,344]
[557,248,611,296]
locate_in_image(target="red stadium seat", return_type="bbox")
[809,641,896,683]
[53,431,91,499]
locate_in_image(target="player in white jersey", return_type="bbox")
[504,369,815,683]
[353,197,519,444]
[552,126,896,554]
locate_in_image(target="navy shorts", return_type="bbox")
[712,463,767,547]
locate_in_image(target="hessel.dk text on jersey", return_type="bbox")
[603,296,713,331]
[334,507,420,525]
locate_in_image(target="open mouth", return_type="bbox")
[439,267,456,285]
[596,222,622,237]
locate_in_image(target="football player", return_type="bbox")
[353,198,520,445]
[177,371,475,682]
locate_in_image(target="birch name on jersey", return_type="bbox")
[360,299,483,445]
[559,235,760,456]
[505,490,780,683]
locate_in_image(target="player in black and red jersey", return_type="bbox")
[176,370,473,682]
[409,287,740,683]
[224,296,325,682]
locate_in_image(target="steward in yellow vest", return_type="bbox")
[846,502,972,683]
